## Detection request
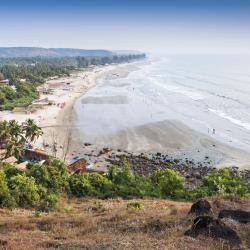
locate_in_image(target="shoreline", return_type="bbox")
[1,58,250,170]
[0,59,148,161]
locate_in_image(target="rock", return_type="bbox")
[84,142,92,146]
[218,209,250,223]
[185,216,241,245]
[189,199,212,215]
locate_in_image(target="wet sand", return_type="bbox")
[71,119,250,169]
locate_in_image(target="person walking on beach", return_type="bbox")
[213,128,215,134]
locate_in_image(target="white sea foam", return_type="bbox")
[148,77,204,100]
[209,108,250,131]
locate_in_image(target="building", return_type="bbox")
[23,148,50,162]
[67,156,88,175]
[29,98,54,109]
[67,156,106,175]
[0,79,9,85]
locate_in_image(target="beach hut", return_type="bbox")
[67,156,89,175]
[0,79,10,85]
[23,148,50,162]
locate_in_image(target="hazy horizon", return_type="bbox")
[0,0,250,55]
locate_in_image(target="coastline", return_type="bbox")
[0,60,148,161]
[1,58,250,170]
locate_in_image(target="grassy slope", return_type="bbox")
[0,197,249,250]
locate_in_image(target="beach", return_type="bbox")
[71,56,250,170]
[1,57,250,170]
[0,60,145,161]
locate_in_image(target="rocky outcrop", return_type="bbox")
[185,216,241,245]
[219,209,250,223]
[189,199,212,215]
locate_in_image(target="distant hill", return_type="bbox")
[0,47,144,58]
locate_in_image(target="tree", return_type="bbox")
[22,119,43,143]
[5,138,23,159]
[0,120,11,145]
[8,120,23,139]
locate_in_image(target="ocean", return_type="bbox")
[74,55,250,153]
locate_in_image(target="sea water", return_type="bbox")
[74,55,250,152]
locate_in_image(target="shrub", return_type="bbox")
[9,174,40,208]
[27,159,69,194]
[38,194,59,212]
[0,170,16,208]
[68,174,94,197]
[127,201,144,210]
[201,168,244,196]
[109,162,135,186]
[107,163,151,198]
[87,173,114,197]
[152,169,185,198]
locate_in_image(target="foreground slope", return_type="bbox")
[0,196,249,250]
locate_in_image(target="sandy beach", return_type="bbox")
[1,58,250,170]
[0,60,145,160]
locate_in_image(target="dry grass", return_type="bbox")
[0,197,249,250]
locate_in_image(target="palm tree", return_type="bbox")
[5,138,23,159]
[22,119,43,144]
[0,120,11,145]
[8,120,23,140]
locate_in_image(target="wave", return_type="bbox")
[148,77,204,101]
[209,109,250,131]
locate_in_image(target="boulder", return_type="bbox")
[189,199,212,215]
[218,209,250,223]
[185,216,241,245]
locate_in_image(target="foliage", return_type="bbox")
[26,158,69,194]
[38,194,59,212]
[0,54,145,110]
[0,119,43,159]
[152,169,185,198]
[191,168,245,198]
[8,174,40,208]
[1,153,250,212]
[127,201,144,210]
[68,174,95,197]
[0,170,16,208]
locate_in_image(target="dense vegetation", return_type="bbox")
[0,119,43,158]
[0,53,146,110]
[0,157,249,212]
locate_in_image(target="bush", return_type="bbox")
[27,159,69,194]
[107,164,151,198]
[200,168,244,196]
[152,169,185,198]
[38,194,59,212]
[9,174,40,208]
[68,174,94,197]
[87,173,114,197]
[0,170,16,208]
[127,201,144,210]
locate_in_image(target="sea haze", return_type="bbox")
[74,55,250,152]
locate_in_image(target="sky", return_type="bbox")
[0,0,250,54]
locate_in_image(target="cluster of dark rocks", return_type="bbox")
[186,199,250,246]
[107,151,250,189]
